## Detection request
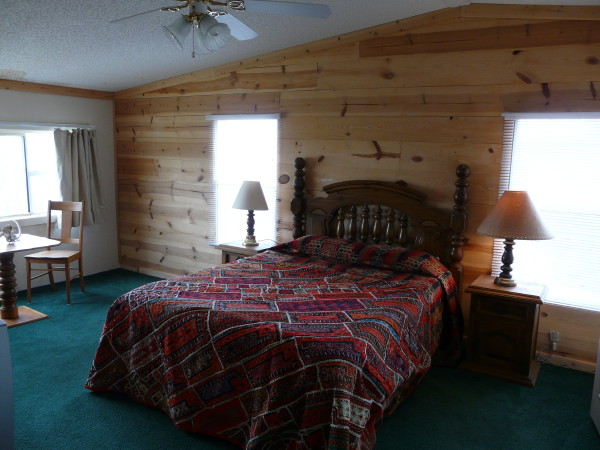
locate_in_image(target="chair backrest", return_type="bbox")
[46,200,85,251]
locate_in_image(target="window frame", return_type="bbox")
[494,112,600,311]
[208,114,280,245]
[0,129,59,220]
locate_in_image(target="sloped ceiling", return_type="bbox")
[0,0,597,92]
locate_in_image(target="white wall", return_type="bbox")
[0,89,118,293]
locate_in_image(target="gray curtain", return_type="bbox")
[54,128,105,225]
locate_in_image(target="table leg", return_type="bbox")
[0,252,18,320]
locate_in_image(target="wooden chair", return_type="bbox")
[25,201,85,304]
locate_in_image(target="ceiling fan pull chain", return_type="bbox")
[192,17,197,58]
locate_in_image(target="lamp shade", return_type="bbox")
[162,16,191,51]
[477,191,553,240]
[232,181,268,211]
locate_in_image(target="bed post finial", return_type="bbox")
[450,164,470,288]
[291,157,306,238]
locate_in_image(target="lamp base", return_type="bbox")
[494,276,517,287]
[242,235,259,247]
[494,238,517,287]
[242,210,259,246]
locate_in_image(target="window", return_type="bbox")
[211,115,278,244]
[0,130,60,218]
[496,115,600,310]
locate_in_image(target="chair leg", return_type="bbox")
[65,263,71,305]
[79,258,85,293]
[47,264,55,291]
[26,260,32,304]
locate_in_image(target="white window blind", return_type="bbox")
[497,116,600,311]
[211,116,278,244]
[0,130,59,218]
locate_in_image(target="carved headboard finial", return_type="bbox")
[452,164,470,231]
[291,157,306,238]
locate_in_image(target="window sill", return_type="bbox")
[544,297,600,313]
[0,214,54,228]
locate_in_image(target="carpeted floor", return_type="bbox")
[7,269,600,449]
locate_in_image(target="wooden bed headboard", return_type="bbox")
[290,157,470,295]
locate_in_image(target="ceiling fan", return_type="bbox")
[111,0,332,57]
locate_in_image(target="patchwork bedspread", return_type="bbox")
[85,236,462,449]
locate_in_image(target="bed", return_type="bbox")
[85,157,470,449]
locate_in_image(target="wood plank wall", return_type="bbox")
[114,4,600,368]
[0,79,114,100]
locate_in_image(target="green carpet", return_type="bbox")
[7,269,600,449]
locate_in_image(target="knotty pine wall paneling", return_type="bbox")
[114,4,600,367]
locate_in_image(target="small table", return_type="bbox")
[0,234,60,320]
[214,239,277,264]
[462,275,547,387]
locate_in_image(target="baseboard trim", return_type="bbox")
[119,264,167,279]
[536,350,596,374]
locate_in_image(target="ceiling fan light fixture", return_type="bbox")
[162,16,191,51]
[199,16,231,51]
[192,25,211,55]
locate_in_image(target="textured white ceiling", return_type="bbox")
[0,0,596,92]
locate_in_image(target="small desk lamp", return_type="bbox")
[477,190,553,287]
[232,181,268,247]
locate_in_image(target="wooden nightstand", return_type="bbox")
[462,275,547,387]
[214,240,277,264]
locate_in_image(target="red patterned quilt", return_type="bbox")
[85,236,462,449]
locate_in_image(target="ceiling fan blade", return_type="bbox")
[215,14,258,41]
[242,0,331,18]
[109,8,163,24]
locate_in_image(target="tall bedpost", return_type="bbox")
[450,164,470,295]
[291,157,306,239]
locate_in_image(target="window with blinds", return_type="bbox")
[496,114,600,311]
[209,115,278,245]
[0,130,59,218]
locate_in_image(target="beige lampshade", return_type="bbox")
[232,181,268,211]
[477,191,553,240]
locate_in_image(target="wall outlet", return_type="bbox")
[549,331,560,351]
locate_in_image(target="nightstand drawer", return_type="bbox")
[476,295,531,322]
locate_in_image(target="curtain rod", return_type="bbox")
[0,121,96,130]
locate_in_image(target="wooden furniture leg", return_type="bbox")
[26,259,32,303]
[79,259,85,292]
[65,262,71,305]
[47,263,55,290]
[0,253,18,320]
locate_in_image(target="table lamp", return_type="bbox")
[232,180,268,246]
[477,190,553,287]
